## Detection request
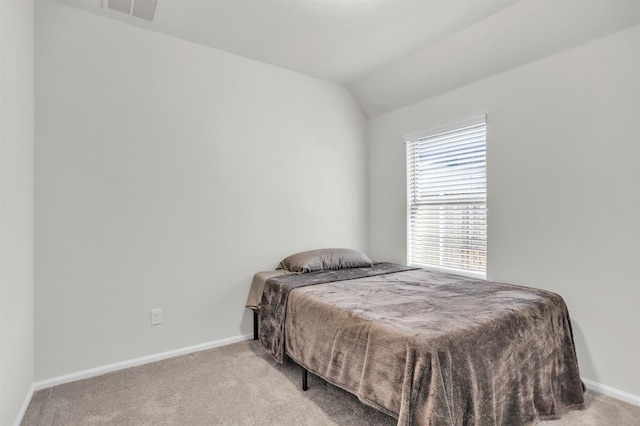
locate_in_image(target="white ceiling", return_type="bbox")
[56,0,640,117]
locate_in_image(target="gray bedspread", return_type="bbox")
[259,264,584,425]
[259,262,416,363]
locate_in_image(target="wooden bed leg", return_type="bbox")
[253,310,259,340]
[302,367,308,391]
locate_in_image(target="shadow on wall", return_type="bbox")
[571,321,596,384]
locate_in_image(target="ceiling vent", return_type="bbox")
[103,0,158,22]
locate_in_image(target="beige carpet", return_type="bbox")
[23,340,640,425]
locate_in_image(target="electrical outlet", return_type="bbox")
[151,308,163,325]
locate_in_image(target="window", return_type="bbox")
[405,115,487,277]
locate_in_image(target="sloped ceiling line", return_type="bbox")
[56,0,640,117]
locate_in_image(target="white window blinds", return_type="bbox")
[405,115,487,276]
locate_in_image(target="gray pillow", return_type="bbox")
[277,248,373,273]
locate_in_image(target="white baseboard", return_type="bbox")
[33,333,253,391]
[582,377,640,407]
[13,383,36,426]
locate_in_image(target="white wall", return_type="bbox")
[0,0,35,424]
[35,1,367,381]
[368,26,640,398]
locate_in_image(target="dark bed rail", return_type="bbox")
[253,310,259,340]
[302,367,308,391]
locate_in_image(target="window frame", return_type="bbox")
[404,114,487,279]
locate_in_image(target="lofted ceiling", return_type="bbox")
[55,0,640,117]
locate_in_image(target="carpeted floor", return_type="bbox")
[22,340,640,425]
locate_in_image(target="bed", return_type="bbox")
[246,249,585,425]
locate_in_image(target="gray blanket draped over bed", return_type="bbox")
[259,263,584,425]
